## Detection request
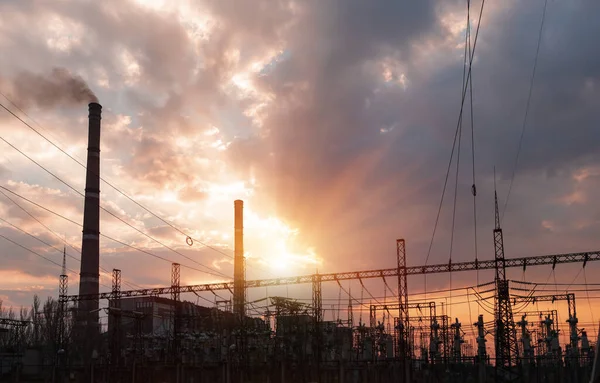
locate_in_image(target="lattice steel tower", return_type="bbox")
[493,190,519,372]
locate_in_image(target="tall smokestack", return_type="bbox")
[78,102,101,340]
[233,200,245,320]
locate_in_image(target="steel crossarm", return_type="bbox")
[65,251,600,302]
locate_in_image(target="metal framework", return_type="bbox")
[312,273,323,376]
[110,269,122,367]
[64,250,600,302]
[513,293,579,360]
[493,191,518,372]
[397,239,409,364]
[58,248,68,351]
[369,301,436,330]
[512,292,575,315]
[171,263,181,363]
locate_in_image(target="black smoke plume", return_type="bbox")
[11,67,98,108]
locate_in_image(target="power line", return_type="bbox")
[0,212,141,290]
[501,0,549,222]
[0,184,229,278]
[0,188,81,262]
[0,95,233,260]
[0,232,109,289]
[0,97,279,278]
[0,216,80,265]
[100,206,230,278]
[0,133,227,278]
[583,268,597,338]
[467,0,480,300]
[424,0,486,296]
[0,232,72,271]
[510,280,600,287]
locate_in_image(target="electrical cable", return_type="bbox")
[583,268,597,338]
[381,276,397,299]
[192,291,217,306]
[358,279,382,306]
[466,287,476,338]
[0,233,110,289]
[0,96,234,261]
[0,190,141,289]
[563,267,583,293]
[512,287,600,293]
[511,280,600,287]
[0,184,229,278]
[0,188,81,260]
[424,0,486,299]
[0,232,74,271]
[501,0,549,222]
[467,0,479,300]
[448,0,472,320]
[0,134,228,278]
[0,216,116,287]
[335,280,368,309]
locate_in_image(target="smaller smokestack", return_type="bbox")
[233,200,245,320]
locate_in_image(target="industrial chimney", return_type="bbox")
[78,102,101,337]
[233,200,245,320]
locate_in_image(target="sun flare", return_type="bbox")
[243,209,321,276]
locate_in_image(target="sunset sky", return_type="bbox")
[0,0,599,344]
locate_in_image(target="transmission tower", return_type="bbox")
[58,247,68,350]
[171,262,181,363]
[493,190,519,373]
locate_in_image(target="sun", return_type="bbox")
[243,209,321,276]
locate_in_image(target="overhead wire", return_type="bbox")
[0,184,229,279]
[0,132,228,278]
[358,279,382,306]
[0,95,234,260]
[0,233,110,289]
[448,0,473,322]
[501,0,549,222]
[423,0,486,299]
[0,97,279,278]
[511,279,600,287]
[583,268,597,337]
[467,0,479,298]
[563,267,584,293]
[0,189,141,289]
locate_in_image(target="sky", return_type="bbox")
[0,0,599,344]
